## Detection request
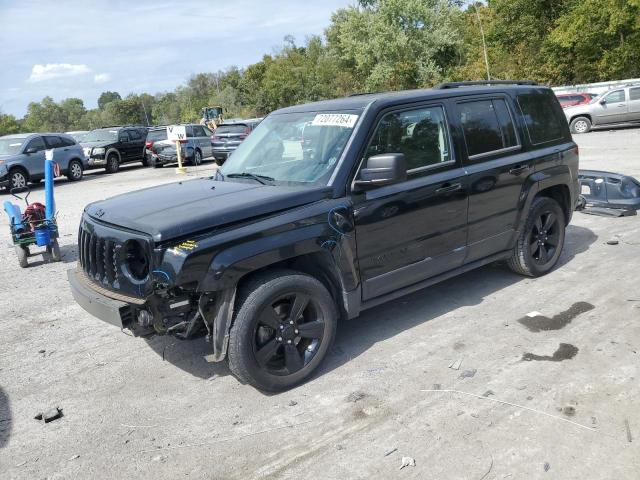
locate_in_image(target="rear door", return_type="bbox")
[44,135,71,170]
[352,103,469,300]
[192,125,212,157]
[454,94,534,262]
[627,87,640,122]
[593,89,628,124]
[126,129,145,161]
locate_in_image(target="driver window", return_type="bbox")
[365,106,452,171]
[604,90,626,103]
[25,136,46,152]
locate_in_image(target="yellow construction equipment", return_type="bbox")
[200,106,225,130]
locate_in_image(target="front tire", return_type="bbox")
[570,116,592,134]
[228,270,338,392]
[508,196,566,277]
[105,153,120,173]
[9,168,28,190]
[15,245,28,268]
[66,160,83,181]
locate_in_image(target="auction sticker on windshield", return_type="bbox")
[312,113,359,128]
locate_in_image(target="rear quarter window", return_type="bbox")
[517,90,566,145]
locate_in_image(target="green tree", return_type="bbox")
[60,98,87,130]
[326,0,463,91]
[22,97,66,132]
[97,91,122,110]
[0,111,20,136]
[545,0,640,83]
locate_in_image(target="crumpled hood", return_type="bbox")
[85,178,330,243]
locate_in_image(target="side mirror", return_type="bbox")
[599,98,606,105]
[353,153,407,190]
[24,147,37,154]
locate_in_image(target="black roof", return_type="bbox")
[274,81,547,114]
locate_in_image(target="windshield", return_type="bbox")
[0,138,25,155]
[83,129,118,143]
[69,132,88,142]
[219,111,359,186]
[217,124,247,134]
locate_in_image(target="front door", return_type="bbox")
[593,89,628,125]
[352,103,469,301]
[193,125,212,157]
[23,136,47,178]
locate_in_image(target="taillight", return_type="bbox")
[145,141,153,148]
[239,126,251,139]
[212,135,220,142]
[179,139,188,144]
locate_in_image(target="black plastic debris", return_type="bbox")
[577,170,640,216]
[34,407,63,423]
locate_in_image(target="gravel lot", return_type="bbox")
[1,130,640,480]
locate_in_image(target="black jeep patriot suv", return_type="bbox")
[68,81,579,391]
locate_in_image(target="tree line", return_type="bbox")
[2,0,639,136]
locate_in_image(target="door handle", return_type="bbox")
[435,182,462,194]
[509,165,530,176]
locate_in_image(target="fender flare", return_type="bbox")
[105,148,121,162]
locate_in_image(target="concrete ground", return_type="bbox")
[1,130,639,480]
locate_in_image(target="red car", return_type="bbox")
[556,92,598,108]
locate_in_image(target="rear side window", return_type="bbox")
[517,90,565,145]
[630,88,640,101]
[459,99,518,158]
[128,129,141,140]
[59,136,75,147]
[192,125,207,137]
[44,135,63,148]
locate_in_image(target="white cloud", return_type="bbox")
[94,73,111,84]
[28,63,92,82]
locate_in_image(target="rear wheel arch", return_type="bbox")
[537,184,571,224]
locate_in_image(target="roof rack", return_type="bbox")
[434,80,538,89]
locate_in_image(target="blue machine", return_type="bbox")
[3,158,61,268]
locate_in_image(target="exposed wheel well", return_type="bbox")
[235,252,347,320]
[570,114,591,124]
[537,184,571,223]
[8,165,30,181]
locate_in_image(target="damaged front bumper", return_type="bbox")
[67,267,138,329]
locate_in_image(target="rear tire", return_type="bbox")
[508,196,566,277]
[16,245,28,268]
[105,153,120,173]
[192,149,202,166]
[570,116,592,134]
[227,270,338,392]
[66,160,83,181]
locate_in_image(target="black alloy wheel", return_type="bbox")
[228,270,337,391]
[508,196,565,277]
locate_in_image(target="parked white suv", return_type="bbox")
[565,84,640,133]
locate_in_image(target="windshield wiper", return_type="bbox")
[225,172,275,185]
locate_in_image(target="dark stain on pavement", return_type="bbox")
[518,302,594,332]
[522,343,579,362]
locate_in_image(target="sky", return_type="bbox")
[0,0,354,117]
